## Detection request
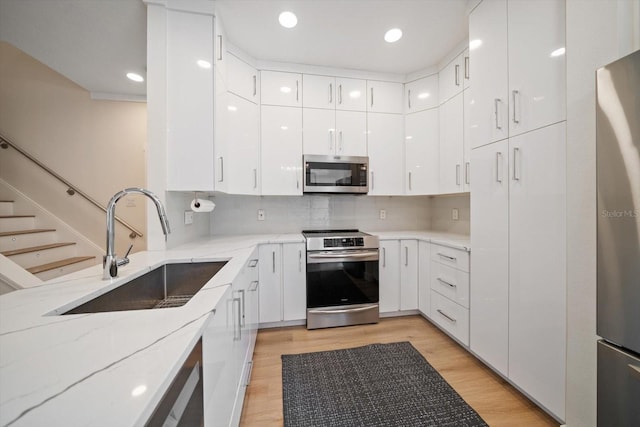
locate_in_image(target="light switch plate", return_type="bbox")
[379,209,386,220]
[184,210,194,225]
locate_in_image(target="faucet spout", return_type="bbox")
[103,188,170,280]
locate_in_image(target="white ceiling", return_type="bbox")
[0,0,471,99]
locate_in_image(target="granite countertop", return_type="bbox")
[0,231,466,426]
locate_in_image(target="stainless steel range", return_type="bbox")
[302,229,379,329]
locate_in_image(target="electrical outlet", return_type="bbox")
[379,209,386,220]
[184,210,194,225]
[452,208,459,221]
[257,209,265,221]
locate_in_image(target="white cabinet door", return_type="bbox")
[418,241,431,317]
[439,92,464,194]
[508,122,566,420]
[214,14,227,85]
[400,240,418,311]
[508,0,566,137]
[336,77,367,111]
[367,113,404,196]
[439,51,465,104]
[303,75,335,109]
[405,74,439,113]
[379,240,400,313]
[335,110,367,156]
[468,0,509,149]
[282,243,306,321]
[261,71,302,107]
[367,80,404,114]
[258,244,282,323]
[261,106,303,195]
[217,93,260,194]
[166,10,215,191]
[405,108,439,195]
[470,139,509,377]
[463,87,473,192]
[227,53,258,103]
[303,108,335,155]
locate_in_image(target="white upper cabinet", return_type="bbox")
[166,9,215,191]
[463,48,471,89]
[336,78,367,111]
[214,13,227,85]
[335,111,367,156]
[405,108,439,195]
[227,53,259,103]
[439,92,464,194]
[366,80,404,114]
[367,113,404,195]
[302,108,336,156]
[261,106,303,195]
[439,51,465,105]
[215,92,260,194]
[468,0,509,149]
[463,87,473,192]
[507,0,566,137]
[405,74,439,114]
[261,71,302,107]
[303,75,335,109]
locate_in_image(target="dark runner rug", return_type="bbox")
[281,341,488,427]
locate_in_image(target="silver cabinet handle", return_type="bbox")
[248,259,258,268]
[404,246,409,266]
[465,162,470,185]
[455,64,460,86]
[244,360,254,386]
[338,131,343,152]
[456,164,461,186]
[217,157,224,182]
[253,168,258,189]
[238,289,245,327]
[296,80,299,102]
[408,89,411,109]
[249,281,259,291]
[496,152,503,183]
[217,35,223,61]
[437,252,456,261]
[370,171,374,191]
[272,251,276,273]
[370,87,374,107]
[437,277,457,288]
[338,84,343,104]
[464,56,470,79]
[513,147,521,181]
[298,249,302,272]
[494,98,502,130]
[253,75,257,97]
[408,171,412,191]
[329,129,334,151]
[512,90,520,124]
[329,83,333,104]
[297,178,300,190]
[437,309,457,323]
[382,247,386,267]
[233,297,241,340]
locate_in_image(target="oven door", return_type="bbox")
[306,250,379,308]
[303,155,368,194]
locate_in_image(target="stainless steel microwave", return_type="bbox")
[303,155,369,194]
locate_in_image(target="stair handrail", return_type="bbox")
[0,134,143,239]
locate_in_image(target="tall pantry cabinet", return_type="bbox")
[469,0,567,421]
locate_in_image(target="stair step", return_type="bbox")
[1,242,76,257]
[27,256,96,275]
[0,228,56,237]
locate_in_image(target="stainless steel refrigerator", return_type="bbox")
[596,48,640,427]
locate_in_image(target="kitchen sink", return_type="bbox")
[62,261,228,314]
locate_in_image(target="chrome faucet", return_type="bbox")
[103,188,170,279]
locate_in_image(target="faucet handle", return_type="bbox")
[123,244,133,259]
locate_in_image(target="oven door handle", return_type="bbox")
[308,251,379,258]
[308,305,377,315]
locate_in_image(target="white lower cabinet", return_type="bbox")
[259,242,306,324]
[430,290,470,345]
[379,240,418,313]
[418,241,431,316]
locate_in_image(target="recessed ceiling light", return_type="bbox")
[469,39,483,51]
[384,28,402,43]
[550,47,566,57]
[197,59,212,69]
[126,72,144,83]
[279,11,297,28]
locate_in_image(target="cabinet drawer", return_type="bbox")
[430,290,469,346]
[430,262,469,308]
[431,244,469,272]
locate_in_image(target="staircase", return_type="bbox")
[0,199,97,282]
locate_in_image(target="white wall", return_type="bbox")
[565,1,640,426]
[0,41,148,257]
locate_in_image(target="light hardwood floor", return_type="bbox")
[239,315,558,426]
